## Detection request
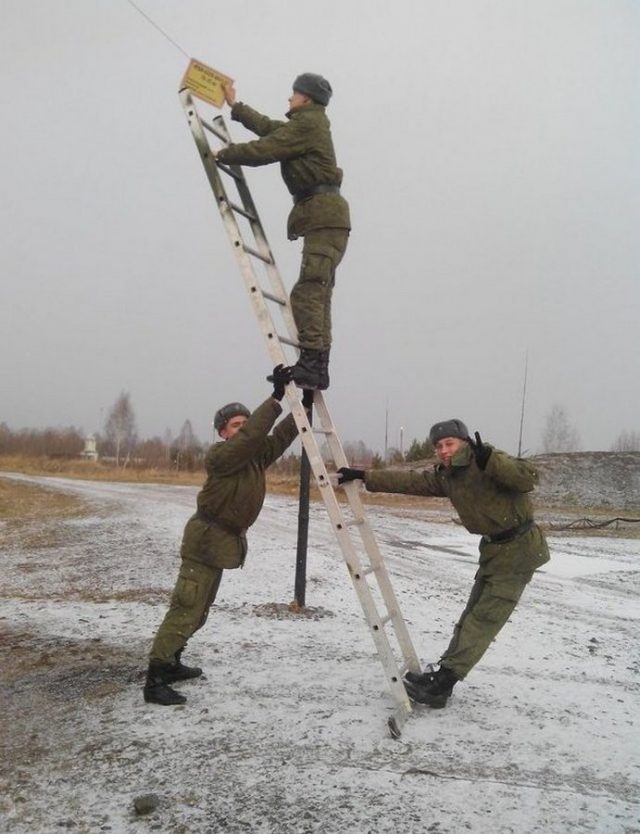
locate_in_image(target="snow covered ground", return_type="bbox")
[1,474,639,834]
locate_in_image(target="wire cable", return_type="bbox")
[125,0,190,59]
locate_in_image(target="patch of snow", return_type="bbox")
[1,474,639,833]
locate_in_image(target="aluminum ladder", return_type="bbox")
[179,88,421,737]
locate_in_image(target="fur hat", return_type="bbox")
[293,73,333,106]
[214,402,250,433]
[429,419,469,444]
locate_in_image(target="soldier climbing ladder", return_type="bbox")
[179,84,421,738]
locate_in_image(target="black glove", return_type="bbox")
[337,466,365,485]
[467,431,492,470]
[269,364,293,401]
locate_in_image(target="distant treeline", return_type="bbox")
[0,421,435,473]
[0,423,85,458]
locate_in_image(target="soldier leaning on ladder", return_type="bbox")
[339,419,551,708]
[215,73,351,391]
[143,366,300,705]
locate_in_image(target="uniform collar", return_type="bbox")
[286,101,325,120]
[451,443,473,467]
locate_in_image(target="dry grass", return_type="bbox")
[0,455,447,511]
[0,477,90,521]
[0,455,204,486]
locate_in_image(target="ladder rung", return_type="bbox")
[311,426,335,436]
[243,244,273,264]
[261,289,287,306]
[377,613,392,628]
[343,517,366,528]
[215,161,242,180]
[202,119,228,143]
[277,334,299,348]
[228,201,257,222]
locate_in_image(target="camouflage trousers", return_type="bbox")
[290,228,349,351]
[439,570,534,679]
[149,559,223,663]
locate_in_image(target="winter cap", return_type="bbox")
[293,73,333,106]
[429,419,469,444]
[214,402,250,433]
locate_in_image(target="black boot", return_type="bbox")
[405,662,439,685]
[319,349,330,390]
[143,661,187,706]
[404,665,459,708]
[292,349,326,390]
[166,649,203,682]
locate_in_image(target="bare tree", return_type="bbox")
[176,419,199,451]
[541,404,580,453]
[342,439,376,466]
[611,430,640,452]
[104,392,137,466]
[136,437,169,468]
[162,427,173,463]
[172,419,203,471]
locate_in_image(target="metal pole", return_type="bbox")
[384,400,389,463]
[294,405,312,608]
[517,351,529,457]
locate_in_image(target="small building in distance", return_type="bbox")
[80,434,99,462]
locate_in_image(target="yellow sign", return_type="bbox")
[180,59,233,108]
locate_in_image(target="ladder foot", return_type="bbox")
[388,716,402,739]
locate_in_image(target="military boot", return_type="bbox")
[405,662,439,685]
[292,349,326,390]
[165,649,203,682]
[319,349,330,390]
[404,665,459,708]
[143,661,187,706]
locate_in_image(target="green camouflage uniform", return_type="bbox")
[149,398,299,663]
[364,443,550,679]
[216,102,351,351]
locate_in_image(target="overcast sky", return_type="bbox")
[1,0,638,455]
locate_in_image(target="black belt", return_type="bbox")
[197,510,245,537]
[482,520,534,544]
[293,184,340,204]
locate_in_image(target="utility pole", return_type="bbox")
[517,351,529,457]
[384,400,389,463]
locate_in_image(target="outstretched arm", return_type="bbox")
[217,115,313,166]
[339,467,447,498]
[221,82,286,136]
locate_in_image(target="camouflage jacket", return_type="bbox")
[182,398,298,569]
[216,101,351,239]
[365,444,550,575]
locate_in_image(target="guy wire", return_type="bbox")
[125,0,191,59]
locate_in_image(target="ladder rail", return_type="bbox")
[209,113,299,347]
[180,90,297,365]
[312,390,420,670]
[285,386,414,718]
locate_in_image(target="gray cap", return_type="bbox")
[214,402,250,433]
[293,73,332,106]
[429,419,469,444]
